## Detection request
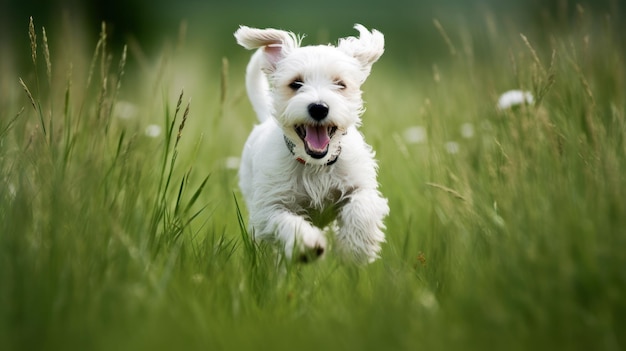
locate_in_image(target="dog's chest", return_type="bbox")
[295,167,350,213]
[297,175,348,229]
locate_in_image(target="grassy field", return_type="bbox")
[1,7,625,351]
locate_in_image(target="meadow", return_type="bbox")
[1,5,625,351]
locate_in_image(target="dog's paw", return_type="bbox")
[297,244,325,263]
[298,230,327,263]
[284,228,327,263]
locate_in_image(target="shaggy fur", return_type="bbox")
[234,24,389,263]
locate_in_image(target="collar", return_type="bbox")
[284,135,340,166]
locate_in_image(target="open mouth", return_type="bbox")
[295,124,338,159]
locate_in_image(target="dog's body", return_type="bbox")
[235,25,389,263]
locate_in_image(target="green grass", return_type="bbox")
[1,9,625,351]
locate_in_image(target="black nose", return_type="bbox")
[308,103,329,121]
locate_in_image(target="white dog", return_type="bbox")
[234,24,389,264]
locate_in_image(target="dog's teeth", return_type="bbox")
[295,125,306,138]
[328,126,337,137]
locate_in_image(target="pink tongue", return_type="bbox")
[304,125,330,151]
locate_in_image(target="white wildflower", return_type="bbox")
[403,126,427,144]
[444,141,459,154]
[191,274,204,284]
[144,124,162,138]
[497,90,534,110]
[460,123,475,139]
[115,101,139,119]
[419,290,439,311]
[225,156,240,170]
[8,183,17,198]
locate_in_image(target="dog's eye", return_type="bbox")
[289,79,304,91]
[335,80,347,90]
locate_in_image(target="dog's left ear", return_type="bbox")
[338,24,385,75]
[234,26,301,72]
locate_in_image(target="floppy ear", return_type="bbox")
[338,24,385,75]
[234,26,301,72]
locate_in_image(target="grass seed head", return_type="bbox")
[28,17,37,65]
[19,77,37,111]
[43,27,52,84]
[175,99,191,148]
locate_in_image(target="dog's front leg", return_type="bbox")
[261,209,327,262]
[336,189,389,263]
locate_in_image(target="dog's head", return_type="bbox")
[235,24,384,165]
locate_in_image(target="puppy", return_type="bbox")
[234,24,389,263]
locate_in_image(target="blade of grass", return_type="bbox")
[183,173,211,215]
[0,107,25,139]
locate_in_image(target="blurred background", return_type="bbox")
[1,0,622,72]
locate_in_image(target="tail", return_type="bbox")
[244,49,272,122]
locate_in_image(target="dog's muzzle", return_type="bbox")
[294,124,338,159]
[284,131,342,166]
[284,102,343,166]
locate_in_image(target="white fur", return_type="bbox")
[234,24,389,263]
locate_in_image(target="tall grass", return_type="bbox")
[1,7,625,351]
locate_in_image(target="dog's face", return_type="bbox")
[235,25,385,165]
[272,46,367,164]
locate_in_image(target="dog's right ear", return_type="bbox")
[338,24,385,78]
[234,26,301,72]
